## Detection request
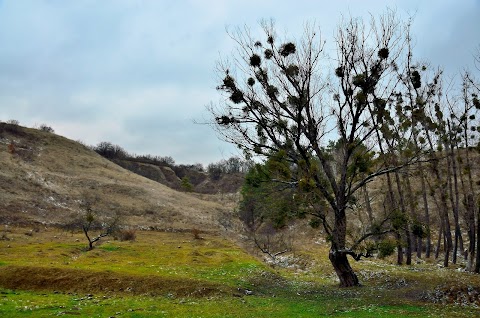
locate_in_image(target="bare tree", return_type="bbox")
[78,194,120,251]
[209,12,421,286]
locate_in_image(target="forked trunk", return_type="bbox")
[329,249,359,287]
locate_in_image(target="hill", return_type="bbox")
[0,123,236,231]
[111,157,245,194]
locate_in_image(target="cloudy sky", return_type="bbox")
[1,0,479,164]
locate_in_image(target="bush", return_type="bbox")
[207,163,223,180]
[38,124,54,133]
[117,229,136,241]
[7,142,15,154]
[377,239,397,259]
[1,120,22,134]
[181,176,194,192]
[6,119,19,125]
[94,141,129,159]
[192,228,202,240]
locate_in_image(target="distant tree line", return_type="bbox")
[92,141,252,181]
[207,157,254,180]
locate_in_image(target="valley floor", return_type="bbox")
[1,227,480,317]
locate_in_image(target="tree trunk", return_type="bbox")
[363,185,374,228]
[457,146,476,270]
[475,203,480,273]
[418,163,431,258]
[440,190,452,267]
[430,166,452,265]
[394,171,412,265]
[417,236,423,259]
[446,143,462,264]
[329,250,359,287]
[435,224,442,260]
[403,168,418,260]
[396,231,404,265]
[82,225,94,251]
[462,129,477,271]
[330,204,360,287]
[424,124,452,266]
[466,194,476,271]
[450,144,463,254]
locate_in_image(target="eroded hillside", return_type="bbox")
[0,123,236,231]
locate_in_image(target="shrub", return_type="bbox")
[2,120,21,134]
[181,176,194,192]
[94,141,129,159]
[6,119,19,125]
[38,124,54,133]
[377,239,397,259]
[7,142,15,154]
[207,163,223,180]
[117,229,136,241]
[192,228,202,240]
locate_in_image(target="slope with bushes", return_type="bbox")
[92,141,247,194]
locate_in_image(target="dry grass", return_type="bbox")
[0,125,234,231]
[116,229,136,241]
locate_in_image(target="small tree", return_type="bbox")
[181,176,194,192]
[238,157,302,262]
[81,211,119,251]
[77,194,119,250]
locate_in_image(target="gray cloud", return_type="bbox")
[0,0,479,164]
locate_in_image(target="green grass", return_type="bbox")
[2,288,480,318]
[1,228,480,317]
[0,231,263,287]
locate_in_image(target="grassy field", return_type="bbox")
[1,227,480,317]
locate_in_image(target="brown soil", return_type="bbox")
[0,265,232,297]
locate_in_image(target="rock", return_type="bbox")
[237,287,253,296]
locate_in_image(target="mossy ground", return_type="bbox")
[1,227,480,317]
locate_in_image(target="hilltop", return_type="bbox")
[0,122,237,231]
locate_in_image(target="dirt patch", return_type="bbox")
[0,265,232,297]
